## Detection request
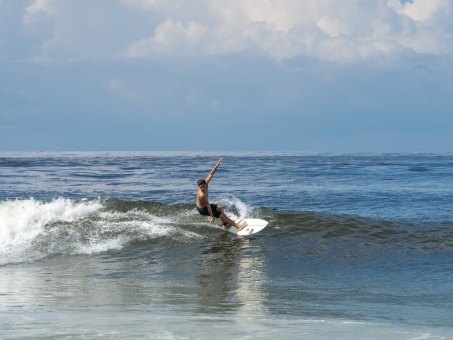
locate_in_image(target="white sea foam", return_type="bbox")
[99,208,202,239]
[0,198,102,246]
[75,237,125,255]
[217,194,254,221]
[0,198,104,265]
[0,198,201,265]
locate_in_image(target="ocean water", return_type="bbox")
[1,151,453,339]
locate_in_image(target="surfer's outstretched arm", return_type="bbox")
[205,157,223,184]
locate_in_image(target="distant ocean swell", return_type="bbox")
[1,198,452,266]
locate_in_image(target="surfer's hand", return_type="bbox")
[210,217,215,224]
[217,158,223,166]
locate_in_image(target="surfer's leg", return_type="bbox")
[236,220,247,230]
[221,222,231,230]
[219,213,247,231]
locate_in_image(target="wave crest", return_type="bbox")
[0,198,204,265]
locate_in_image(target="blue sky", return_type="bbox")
[1,0,453,152]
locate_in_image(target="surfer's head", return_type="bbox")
[197,179,206,188]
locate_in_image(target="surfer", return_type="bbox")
[196,158,247,231]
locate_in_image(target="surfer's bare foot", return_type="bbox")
[236,221,247,231]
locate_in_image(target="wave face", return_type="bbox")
[0,195,259,265]
[2,197,452,266]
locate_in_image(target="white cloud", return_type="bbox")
[387,0,453,54]
[15,0,151,62]
[388,0,450,23]
[122,0,453,62]
[1,0,453,63]
[317,16,351,38]
[23,0,54,25]
[126,20,211,57]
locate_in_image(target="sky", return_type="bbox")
[1,0,453,152]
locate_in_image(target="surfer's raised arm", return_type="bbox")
[205,157,223,184]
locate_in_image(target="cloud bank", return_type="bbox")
[1,0,451,63]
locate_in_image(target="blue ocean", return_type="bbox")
[1,151,452,339]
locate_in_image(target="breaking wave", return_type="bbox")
[0,196,256,265]
[2,197,452,266]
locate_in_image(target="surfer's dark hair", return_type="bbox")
[197,179,206,186]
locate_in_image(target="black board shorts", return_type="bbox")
[197,204,221,218]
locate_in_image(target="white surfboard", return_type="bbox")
[223,218,268,236]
